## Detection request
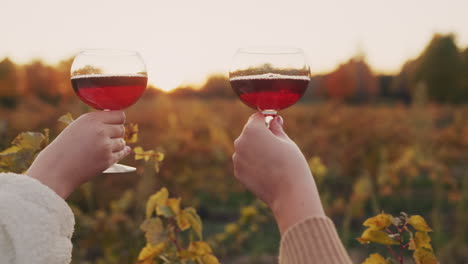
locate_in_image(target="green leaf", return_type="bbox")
[157,205,175,218]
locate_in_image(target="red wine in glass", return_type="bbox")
[230,74,310,111]
[71,74,147,110]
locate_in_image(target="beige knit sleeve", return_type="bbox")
[279,216,353,264]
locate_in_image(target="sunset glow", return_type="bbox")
[1,0,468,92]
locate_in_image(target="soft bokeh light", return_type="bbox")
[1,0,468,91]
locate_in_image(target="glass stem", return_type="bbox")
[262,110,277,128]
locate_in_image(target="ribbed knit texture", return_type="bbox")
[279,216,352,264]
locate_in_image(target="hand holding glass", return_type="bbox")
[70,49,147,173]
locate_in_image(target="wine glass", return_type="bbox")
[229,47,310,126]
[70,49,147,173]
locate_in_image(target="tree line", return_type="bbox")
[1,33,467,108]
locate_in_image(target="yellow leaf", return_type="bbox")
[144,150,154,162]
[308,156,328,180]
[413,231,432,250]
[176,210,191,231]
[157,152,164,162]
[188,241,212,256]
[224,223,239,235]
[363,213,393,230]
[409,238,417,251]
[0,146,21,156]
[145,187,169,218]
[240,206,257,220]
[408,215,432,232]
[58,113,74,125]
[137,243,165,262]
[201,254,220,264]
[361,253,389,264]
[168,198,181,215]
[179,249,194,260]
[154,161,160,173]
[134,147,145,161]
[184,207,203,239]
[125,123,139,143]
[413,247,438,264]
[137,259,156,264]
[357,228,399,245]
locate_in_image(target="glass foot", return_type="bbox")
[103,163,136,173]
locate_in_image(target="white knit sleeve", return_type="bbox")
[0,172,74,264]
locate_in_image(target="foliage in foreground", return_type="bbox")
[1,99,467,263]
[137,187,219,264]
[359,213,437,264]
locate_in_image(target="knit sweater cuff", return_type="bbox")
[279,216,352,264]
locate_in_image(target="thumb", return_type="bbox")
[269,116,289,140]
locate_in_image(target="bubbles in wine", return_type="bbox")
[229,73,310,82]
[71,73,147,79]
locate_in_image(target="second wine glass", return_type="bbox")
[229,47,310,126]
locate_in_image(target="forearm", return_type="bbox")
[27,146,76,199]
[271,170,325,235]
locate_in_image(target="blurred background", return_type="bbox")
[1,0,467,263]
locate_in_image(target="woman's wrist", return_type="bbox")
[270,180,325,235]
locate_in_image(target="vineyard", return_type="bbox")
[0,89,467,263]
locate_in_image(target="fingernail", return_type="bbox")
[124,146,132,154]
[276,116,284,126]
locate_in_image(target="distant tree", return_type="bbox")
[462,47,468,100]
[55,57,76,99]
[199,74,234,98]
[169,85,199,98]
[139,84,164,100]
[377,75,394,100]
[300,76,321,102]
[320,56,378,103]
[391,59,418,104]
[414,34,465,103]
[24,60,62,104]
[0,58,18,108]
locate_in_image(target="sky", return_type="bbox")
[1,0,468,91]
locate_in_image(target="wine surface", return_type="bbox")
[71,74,147,110]
[229,74,309,111]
